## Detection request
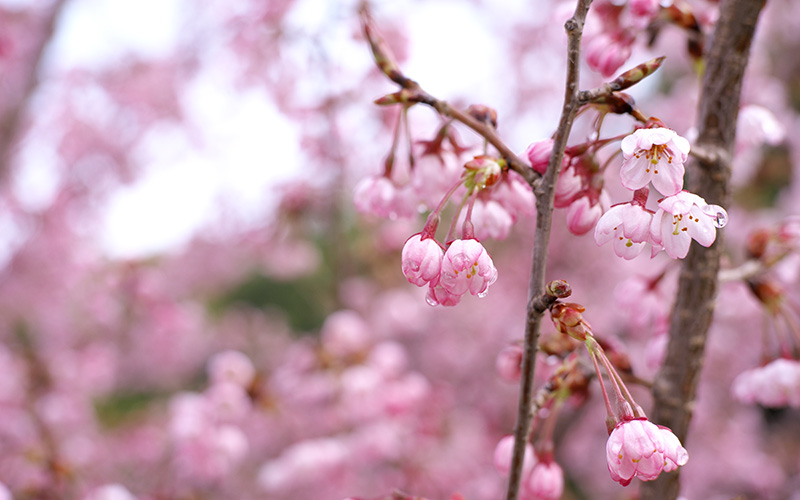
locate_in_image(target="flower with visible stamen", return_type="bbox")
[620,128,690,196]
[650,191,726,259]
[594,201,653,259]
[439,239,498,298]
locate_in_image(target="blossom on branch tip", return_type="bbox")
[439,239,497,298]
[606,418,688,486]
[620,128,690,196]
[594,202,653,259]
[566,194,607,236]
[650,191,727,259]
[401,233,444,287]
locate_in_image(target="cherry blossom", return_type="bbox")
[650,191,727,259]
[524,460,564,500]
[594,202,653,259]
[401,233,444,286]
[620,128,691,196]
[439,239,498,298]
[731,358,800,408]
[606,418,689,486]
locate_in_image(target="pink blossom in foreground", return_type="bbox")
[606,418,688,486]
[620,128,690,196]
[524,460,564,500]
[650,191,727,259]
[594,202,653,259]
[439,239,498,298]
[731,358,800,408]
[401,233,444,286]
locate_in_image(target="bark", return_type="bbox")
[640,1,765,499]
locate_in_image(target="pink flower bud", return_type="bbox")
[493,435,536,477]
[565,196,603,236]
[401,233,444,286]
[585,32,633,77]
[524,460,564,500]
[606,418,688,486]
[732,358,800,408]
[439,239,498,298]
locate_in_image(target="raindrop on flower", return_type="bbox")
[702,204,728,228]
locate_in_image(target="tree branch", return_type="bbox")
[640,1,765,499]
[0,0,69,178]
[503,2,593,500]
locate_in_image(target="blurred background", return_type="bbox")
[1,0,799,499]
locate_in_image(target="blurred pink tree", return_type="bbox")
[0,1,799,500]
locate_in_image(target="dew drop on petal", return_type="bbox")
[477,290,489,298]
[425,295,439,307]
[702,204,728,228]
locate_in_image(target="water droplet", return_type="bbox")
[477,289,489,298]
[703,204,728,228]
[425,295,439,307]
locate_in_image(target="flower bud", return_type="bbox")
[546,279,572,299]
[609,56,665,92]
[550,302,591,341]
[467,104,498,129]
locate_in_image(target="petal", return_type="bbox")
[620,156,654,191]
[614,237,646,260]
[651,162,685,196]
[687,207,716,247]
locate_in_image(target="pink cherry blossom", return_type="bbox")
[585,31,633,77]
[524,460,564,500]
[493,435,536,477]
[469,199,514,241]
[650,191,727,259]
[439,239,498,298]
[594,202,653,259]
[425,281,463,307]
[731,358,800,408]
[495,343,523,382]
[401,233,444,286]
[620,128,690,196]
[565,194,607,236]
[606,418,688,486]
[353,175,416,219]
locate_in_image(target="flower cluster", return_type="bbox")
[606,418,689,486]
[548,298,689,486]
[594,127,728,260]
[402,218,498,307]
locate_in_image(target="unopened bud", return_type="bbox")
[609,56,666,92]
[464,155,502,188]
[360,9,407,85]
[746,229,770,259]
[589,92,636,115]
[467,104,498,129]
[373,89,421,106]
[546,279,572,298]
[550,302,591,341]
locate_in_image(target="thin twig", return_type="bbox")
[504,1,593,500]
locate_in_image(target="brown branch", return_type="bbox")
[0,0,70,179]
[503,1,593,500]
[640,1,765,499]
